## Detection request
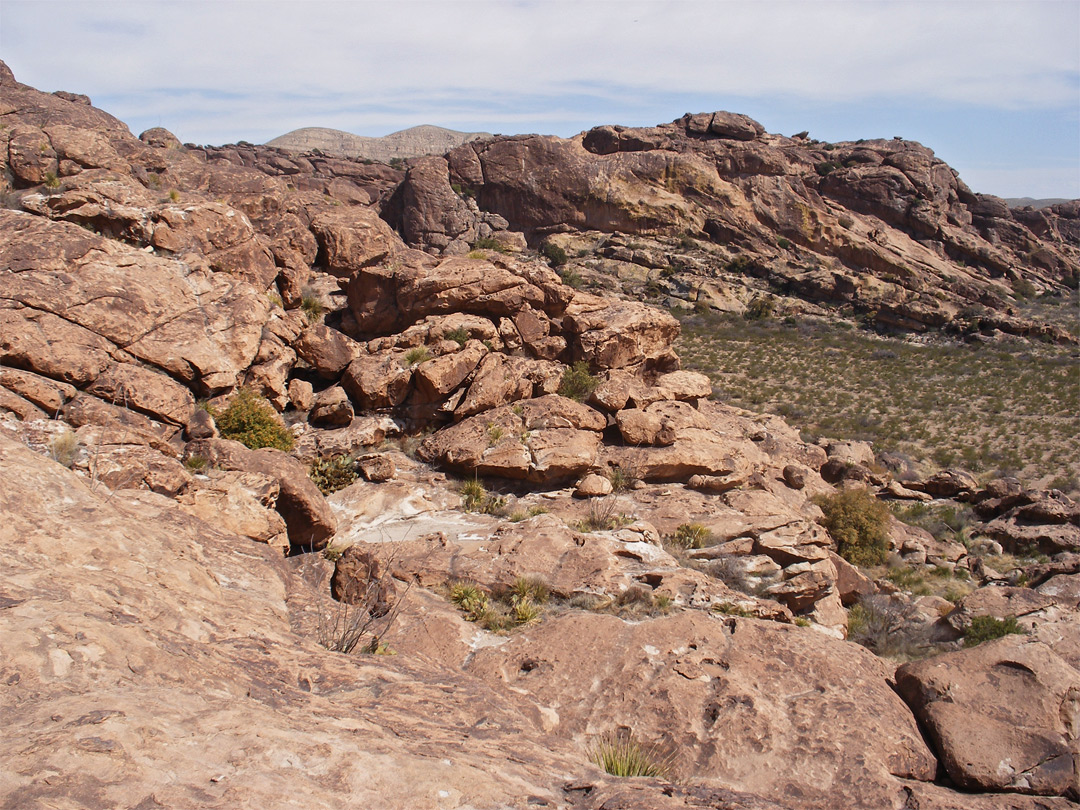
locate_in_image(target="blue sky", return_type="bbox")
[1,0,1077,198]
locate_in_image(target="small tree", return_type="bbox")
[213,388,294,452]
[813,488,890,566]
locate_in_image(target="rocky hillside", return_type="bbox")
[266,124,491,163]
[1,61,1078,809]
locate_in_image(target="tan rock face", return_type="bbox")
[895,637,1080,798]
[184,438,336,549]
[466,610,937,808]
[310,206,399,275]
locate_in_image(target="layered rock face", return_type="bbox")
[380,113,1078,341]
[2,61,1079,809]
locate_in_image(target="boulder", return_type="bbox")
[357,453,395,482]
[176,470,289,555]
[294,324,361,379]
[455,353,535,417]
[309,207,399,275]
[412,341,486,403]
[895,637,1079,797]
[85,363,196,426]
[574,473,613,498]
[309,386,354,427]
[183,438,335,549]
[341,353,413,411]
[563,297,680,369]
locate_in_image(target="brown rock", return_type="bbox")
[342,352,413,411]
[309,386,354,427]
[412,341,486,403]
[309,207,399,275]
[331,546,398,613]
[455,353,534,417]
[920,468,980,498]
[287,378,314,411]
[895,637,1079,797]
[86,363,196,426]
[0,367,76,416]
[782,464,807,489]
[177,470,289,555]
[563,297,680,369]
[184,438,335,549]
[357,453,395,482]
[294,323,361,379]
[574,473,613,498]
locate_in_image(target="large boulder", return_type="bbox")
[895,637,1079,798]
[184,438,335,549]
[466,610,937,809]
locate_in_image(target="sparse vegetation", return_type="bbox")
[669,522,712,549]
[184,454,208,472]
[403,346,431,366]
[300,290,324,323]
[212,388,294,451]
[541,241,568,267]
[847,595,929,660]
[560,267,584,289]
[309,455,358,495]
[445,326,470,347]
[472,237,509,253]
[589,731,672,779]
[460,478,507,515]
[558,361,600,402]
[447,577,549,632]
[963,615,1023,647]
[49,431,79,468]
[675,309,1079,490]
[813,489,890,566]
[43,171,60,190]
[574,496,632,532]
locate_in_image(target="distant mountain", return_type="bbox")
[1006,197,1072,209]
[265,125,491,162]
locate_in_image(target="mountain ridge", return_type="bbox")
[266,123,491,162]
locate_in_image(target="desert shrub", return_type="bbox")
[460,478,506,515]
[510,576,550,605]
[43,171,60,190]
[445,326,470,347]
[815,161,840,176]
[847,595,926,658]
[403,346,431,366]
[574,496,630,532]
[300,291,324,323]
[745,295,776,321]
[184,454,208,472]
[776,237,791,250]
[309,455,358,495]
[669,522,712,549]
[312,552,408,655]
[607,461,642,493]
[963,615,1023,647]
[813,488,890,566]
[450,182,475,199]
[213,388,294,451]
[473,237,509,253]
[541,241,568,267]
[560,267,584,289]
[449,580,543,631]
[838,216,854,229]
[558,361,600,402]
[589,731,671,778]
[49,431,80,468]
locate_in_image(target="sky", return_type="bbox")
[1,0,1077,199]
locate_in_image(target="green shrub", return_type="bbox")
[558,361,600,402]
[745,295,776,321]
[213,388,294,451]
[300,291,324,323]
[560,267,584,289]
[589,732,671,778]
[43,172,61,190]
[403,346,431,366]
[813,488,890,566]
[964,615,1023,647]
[815,161,840,176]
[776,237,791,250]
[184,454,208,472]
[670,522,712,549]
[460,478,506,515]
[309,455,358,495]
[541,241,568,267]
[473,237,509,253]
[445,326,470,347]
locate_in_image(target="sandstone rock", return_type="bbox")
[86,363,196,427]
[62,393,179,454]
[356,453,395,482]
[287,378,314,411]
[309,206,399,275]
[177,469,289,555]
[291,416,398,461]
[574,473,613,498]
[782,464,807,490]
[455,352,535,417]
[895,637,1079,797]
[0,367,76,416]
[412,341,486,403]
[342,352,413,411]
[563,296,680,369]
[309,385,354,427]
[294,323,361,379]
[330,546,398,613]
[919,468,980,498]
[615,408,672,446]
[467,611,937,808]
[184,437,335,549]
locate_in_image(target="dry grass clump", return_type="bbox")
[588,730,675,779]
